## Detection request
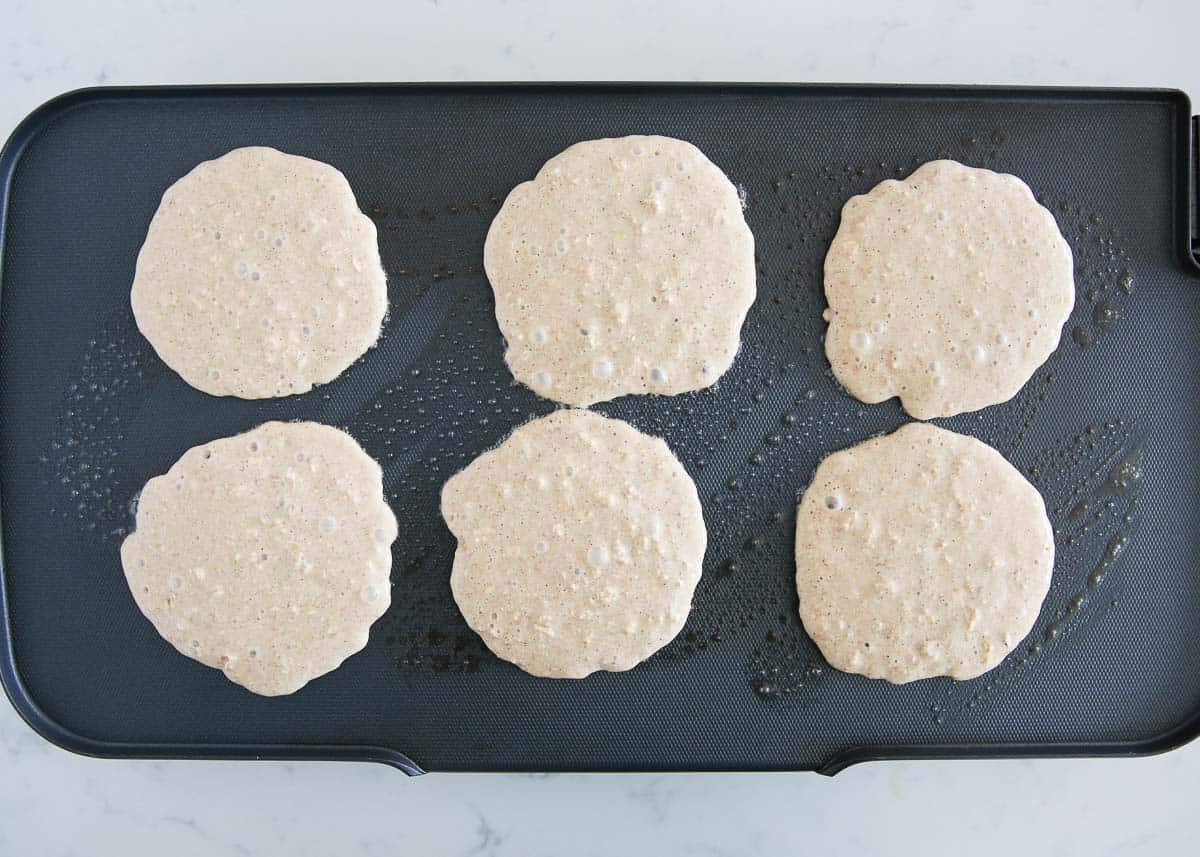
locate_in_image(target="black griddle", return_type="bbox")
[1,84,1198,775]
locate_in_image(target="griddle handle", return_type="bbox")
[1190,115,1200,273]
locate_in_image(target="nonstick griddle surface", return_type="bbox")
[1,85,1198,774]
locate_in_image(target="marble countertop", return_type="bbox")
[2,1,1196,854]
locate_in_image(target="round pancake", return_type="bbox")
[131,146,387,399]
[823,159,1074,419]
[795,422,1054,683]
[484,135,756,407]
[120,421,397,696]
[441,409,705,678]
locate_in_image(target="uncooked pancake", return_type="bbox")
[823,159,1074,419]
[795,422,1054,683]
[120,421,397,696]
[484,135,756,407]
[441,409,706,678]
[131,146,387,399]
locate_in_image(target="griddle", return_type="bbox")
[1,84,1198,775]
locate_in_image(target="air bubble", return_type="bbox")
[531,327,548,344]
[535,540,549,554]
[850,330,873,350]
[650,367,668,383]
[825,495,842,510]
[320,516,338,533]
[969,344,988,363]
[587,545,610,567]
[593,360,614,379]
[532,371,552,389]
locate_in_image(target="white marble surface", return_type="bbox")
[2,1,1197,854]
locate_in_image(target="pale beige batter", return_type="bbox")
[120,421,397,696]
[823,160,1074,419]
[795,422,1054,683]
[441,409,706,678]
[131,147,388,399]
[484,136,756,407]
